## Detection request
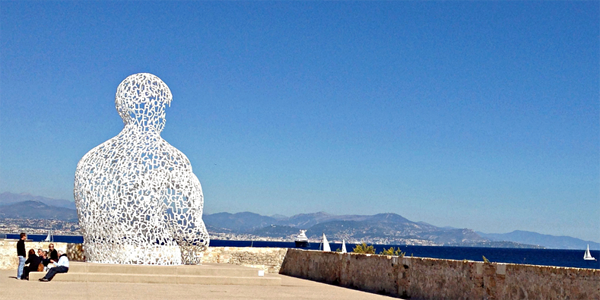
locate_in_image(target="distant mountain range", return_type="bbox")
[0,200,78,221]
[201,211,598,249]
[204,211,541,248]
[1,192,596,249]
[477,230,600,250]
[0,192,75,209]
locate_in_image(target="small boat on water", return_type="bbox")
[321,233,331,252]
[294,230,310,248]
[44,230,53,242]
[341,239,347,253]
[584,244,596,261]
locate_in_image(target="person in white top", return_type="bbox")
[39,251,69,282]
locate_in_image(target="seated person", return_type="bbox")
[48,244,59,263]
[22,249,41,280]
[39,249,49,265]
[38,249,51,269]
[39,251,69,282]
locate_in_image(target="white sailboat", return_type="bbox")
[583,244,596,261]
[322,233,331,252]
[341,239,347,253]
[44,230,53,242]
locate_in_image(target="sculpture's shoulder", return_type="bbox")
[75,133,197,178]
[155,139,195,172]
[75,136,120,170]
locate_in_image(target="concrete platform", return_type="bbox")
[29,262,280,286]
[2,268,398,300]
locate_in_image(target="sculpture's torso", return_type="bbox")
[74,73,209,265]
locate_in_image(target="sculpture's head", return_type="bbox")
[115,73,173,132]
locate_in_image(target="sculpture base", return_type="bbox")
[84,242,185,265]
[30,262,280,285]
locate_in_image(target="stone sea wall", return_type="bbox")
[203,247,287,273]
[279,249,600,300]
[0,240,285,273]
[0,240,70,270]
[2,241,598,299]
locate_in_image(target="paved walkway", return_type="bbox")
[1,269,399,300]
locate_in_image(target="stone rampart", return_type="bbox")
[203,247,287,273]
[0,241,285,273]
[279,249,600,299]
[0,239,73,270]
[3,241,598,299]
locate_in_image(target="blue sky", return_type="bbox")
[1,1,598,242]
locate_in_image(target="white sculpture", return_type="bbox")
[74,73,209,265]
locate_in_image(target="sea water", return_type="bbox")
[10,234,599,270]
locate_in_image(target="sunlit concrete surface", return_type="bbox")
[0,268,401,300]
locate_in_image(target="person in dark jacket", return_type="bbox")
[22,249,41,280]
[16,233,26,280]
[48,243,58,262]
[38,249,50,268]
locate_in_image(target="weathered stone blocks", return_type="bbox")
[0,240,70,270]
[202,247,287,273]
[280,249,600,300]
[1,241,598,299]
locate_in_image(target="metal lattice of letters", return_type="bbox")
[74,73,209,265]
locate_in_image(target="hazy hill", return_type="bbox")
[250,225,299,239]
[276,212,372,228]
[0,200,78,221]
[0,192,75,209]
[478,230,600,250]
[0,195,589,249]
[270,214,288,220]
[204,212,277,233]
[266,213,487,246]
[203,210,494,246]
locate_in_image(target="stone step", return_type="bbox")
[68,262,259,277]
[28,262,280,286]
[29,272,280,285]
